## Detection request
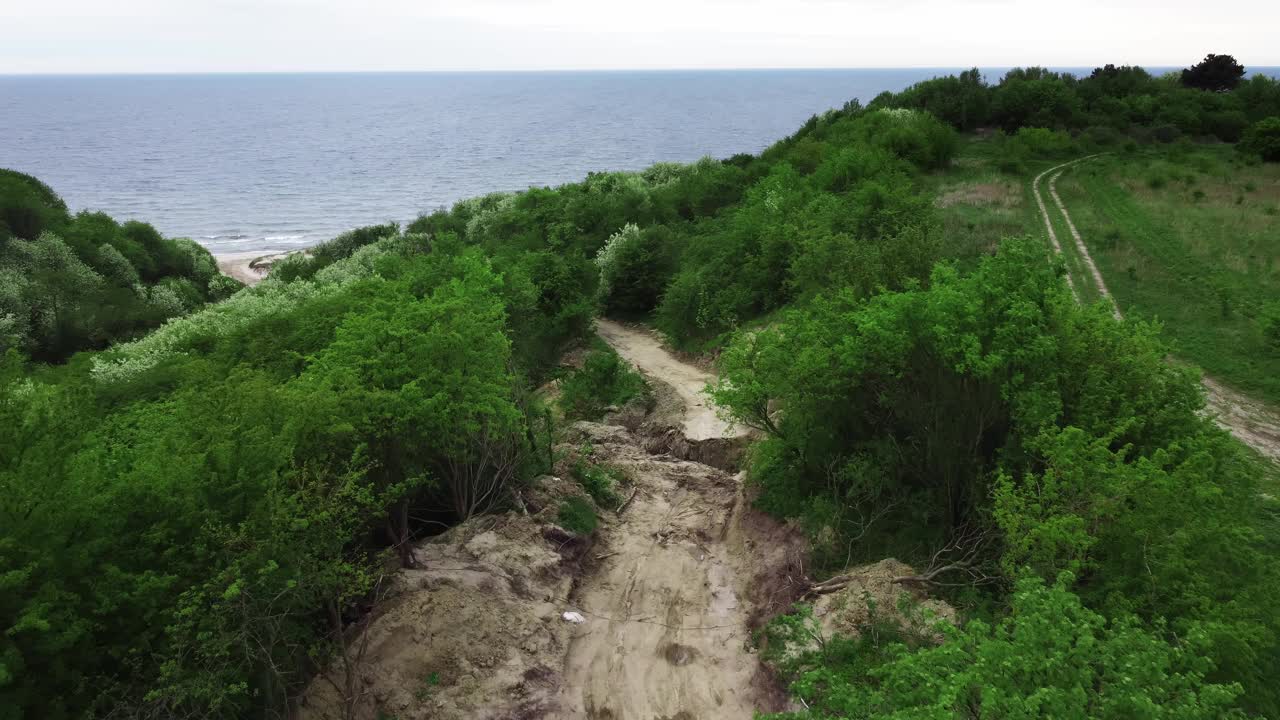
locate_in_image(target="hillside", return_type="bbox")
[3,56,1280,719]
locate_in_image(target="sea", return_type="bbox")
[1,68,1275,255]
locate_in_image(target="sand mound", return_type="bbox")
[811,558,957,642]
[296,482,594,720]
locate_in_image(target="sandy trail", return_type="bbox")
[596,318,748,442]
[555,322,773,718]
[1201,376,1280,465]
[1032,161,1083,301]
[1047,165,1122,320]
[558,442,764,719]
[1034,158,1280,462]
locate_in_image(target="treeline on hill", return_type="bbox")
[0,170,241,363]
[1,53,1279,719]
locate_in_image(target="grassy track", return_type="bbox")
[1055,148,1280,405]
[931,140,1280,405]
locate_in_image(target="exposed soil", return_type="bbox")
[295,479,591,720]
[1201,375,1280,464]
[1034,158,1280,463]
[556,422,794,719]
[298,321,805,719]
[595,319,747,442]
[807,559,956,643]
[556,324,804,718]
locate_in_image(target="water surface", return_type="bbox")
[2,68,1273,253]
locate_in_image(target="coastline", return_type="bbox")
[214,250,293,287]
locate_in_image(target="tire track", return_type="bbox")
[1033,157,1280,463]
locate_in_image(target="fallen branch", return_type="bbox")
[617,488,640,515]
[806,575,855,597]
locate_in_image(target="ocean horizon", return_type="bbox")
[3,67,1277,254]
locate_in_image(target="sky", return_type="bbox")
[3,0,1278,74]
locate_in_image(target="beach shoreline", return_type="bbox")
[214,250,294,287]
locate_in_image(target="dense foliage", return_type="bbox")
[0,170,237,363]
[1182,54,1248,93]
[557,344,649,420]
[0,238,566,718]
[764,576,1245,719]
[872,56,1280,149]
[1240,116,1280,162]
[4,53,1279,719]
[718,240,1279,716]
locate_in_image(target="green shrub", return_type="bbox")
[1081,125,1124,148]
[572,458,626,509]
[1009,126,1075,157]
[558,346,648,419]
[1261,301,1280,352]
[557,496,598,534]
[1152,124,1182,143]
[762,576,1244,719]
[0,169,69,241]
[595,223,673,316]
[867,109,959,170]
[1240,116,1280,162]
[271,223,400,283]
[1101,227,1122,249]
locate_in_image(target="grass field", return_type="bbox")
[928,137,1110,307]
[928,136,1042,267]
[929,139,1280,406]
[1054,147,1280,405]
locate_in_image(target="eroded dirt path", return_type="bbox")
[554,321,782,718]
[1034,159,1280,462]
[557,425,770,719]
[596,318,747,442]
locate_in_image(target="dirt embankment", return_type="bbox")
[298,322,807,719]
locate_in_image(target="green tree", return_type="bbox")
[290,251,525,563]
[1181,54,1247,92]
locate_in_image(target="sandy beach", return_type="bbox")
[214,250,294,287]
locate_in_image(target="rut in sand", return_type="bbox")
[556,320,790,718]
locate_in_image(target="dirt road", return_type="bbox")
[596,319,748,442]
[1032,161,1083,301]
[1033,158,1280,462]
[555,322,780,719]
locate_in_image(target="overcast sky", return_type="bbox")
[3,0,1278,74]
